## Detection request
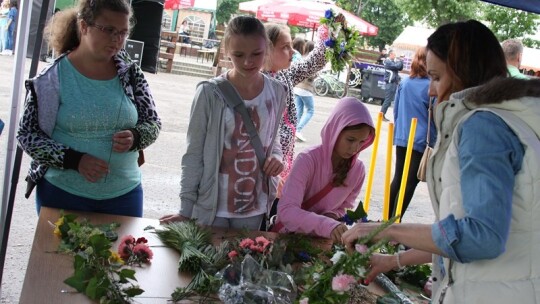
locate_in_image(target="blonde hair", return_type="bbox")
[44,0,133,54]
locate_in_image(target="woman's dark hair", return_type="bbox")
[44,0,133,54]
[409,47,428,78]
[9,0,16,8]
[223,15,268,53]
[292,37,305,54]
[426,20,507,99]
[333,123,373,187]
[304,41,315,55]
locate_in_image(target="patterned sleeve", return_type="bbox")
[130,64,161,150]
[16,82,68,169]
[286,25,329,87]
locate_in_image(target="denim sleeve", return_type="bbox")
[431,111,524,263]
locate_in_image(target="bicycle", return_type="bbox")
[313,71,346,98]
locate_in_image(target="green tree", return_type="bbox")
[216,0,241,26]
[523,37,540,49]
[397,0,480,27]
[337,0,411,51]
[482,5,539,42]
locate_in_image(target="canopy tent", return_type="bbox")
[479,0,540,13]
[0,0,539,298]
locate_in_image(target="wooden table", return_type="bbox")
[20,208,387,303]
[197,49,216,63]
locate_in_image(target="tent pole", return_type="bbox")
[0,0,51,296]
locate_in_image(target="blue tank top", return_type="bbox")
[45,56,140,199]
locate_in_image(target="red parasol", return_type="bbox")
[256,0,378,36]
[164,0,195,10]
[239,0,284,14]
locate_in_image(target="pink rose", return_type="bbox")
[355,244,368,254]
[331,274,356,293]
[299,298,309,304]
[239,238,255,249]
[228,250,238,260]
[255,236,271,250]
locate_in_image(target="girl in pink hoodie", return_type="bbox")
[276,97,375,242]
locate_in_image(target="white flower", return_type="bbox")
[312,273,320,281]
[330,251,346,264]
[356,266,367,277]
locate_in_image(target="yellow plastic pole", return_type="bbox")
[383,123,394,221]
[363,112,383,213]
[395,118,417,223]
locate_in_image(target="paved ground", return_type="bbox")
[0,55,435,303]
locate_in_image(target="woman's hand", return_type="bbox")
[112,130,134,153]
[341,222,384,250]
[159,214,190,224]
[78,154,109,183]
[331,223,348,244]
[263,157,284,177]
[365,253,399,282]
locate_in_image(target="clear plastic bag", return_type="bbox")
[217,254,297,304]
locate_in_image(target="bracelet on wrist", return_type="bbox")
[396,252,405,270]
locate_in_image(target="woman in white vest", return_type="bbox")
[342,20,540,303]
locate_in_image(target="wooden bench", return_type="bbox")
[159,31,178,73]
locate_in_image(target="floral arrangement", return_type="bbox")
[52,212,153,303]
[295,218,397,304]
[320,9,362,74]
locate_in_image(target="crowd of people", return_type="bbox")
[11,0,540,302]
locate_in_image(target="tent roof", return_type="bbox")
[479,0,540,14]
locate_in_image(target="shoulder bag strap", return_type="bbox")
[272,181,334,232]
[214,79,266,168]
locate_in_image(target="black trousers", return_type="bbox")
[387,146,423,220]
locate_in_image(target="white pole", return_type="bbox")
[0,0,32,242]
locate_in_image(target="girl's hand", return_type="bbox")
[78,154,109,183]
[159,214,190,224]
[263,157,284,176]
[331,223,348,244]
[112,130,134,153]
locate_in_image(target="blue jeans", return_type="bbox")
[5,27,14,50]
[36,179,144,217]
[295,94,314,132]
[381,82,397,115]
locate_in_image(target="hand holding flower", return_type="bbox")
[331,223,348,244]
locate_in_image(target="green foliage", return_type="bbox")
[379,242,432,289]
[337,0,411,51]
[523,37,540,49]
[54,212,145,304]
[216,0,241,25]
[398,0,480,27]
[482,4,540,41]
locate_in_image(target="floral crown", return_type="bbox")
[320,9,361,74]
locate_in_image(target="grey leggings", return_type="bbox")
[212,214,264,230]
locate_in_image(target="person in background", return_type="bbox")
[0,0,9,54]
[343,20,540,303]
[275,97,374,243]
[160,16,286,230]
[387,47,435,220]
[179,20,190,43]
[501,38,528,80]
[293,41,315,142]
[292,36,305,62]
[380,49,403,121]
[2,0,16,55]
[377,48,387,65]
[17,0,161,217]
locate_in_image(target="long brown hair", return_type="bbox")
[333,123,371,187]
[426,20,507,102]
[409,47,427,78]
[44,0,133,54]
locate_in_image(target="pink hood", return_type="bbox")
[320,97,375,164]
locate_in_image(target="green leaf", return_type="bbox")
[124,287,144,297]
[119,268,137,281]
